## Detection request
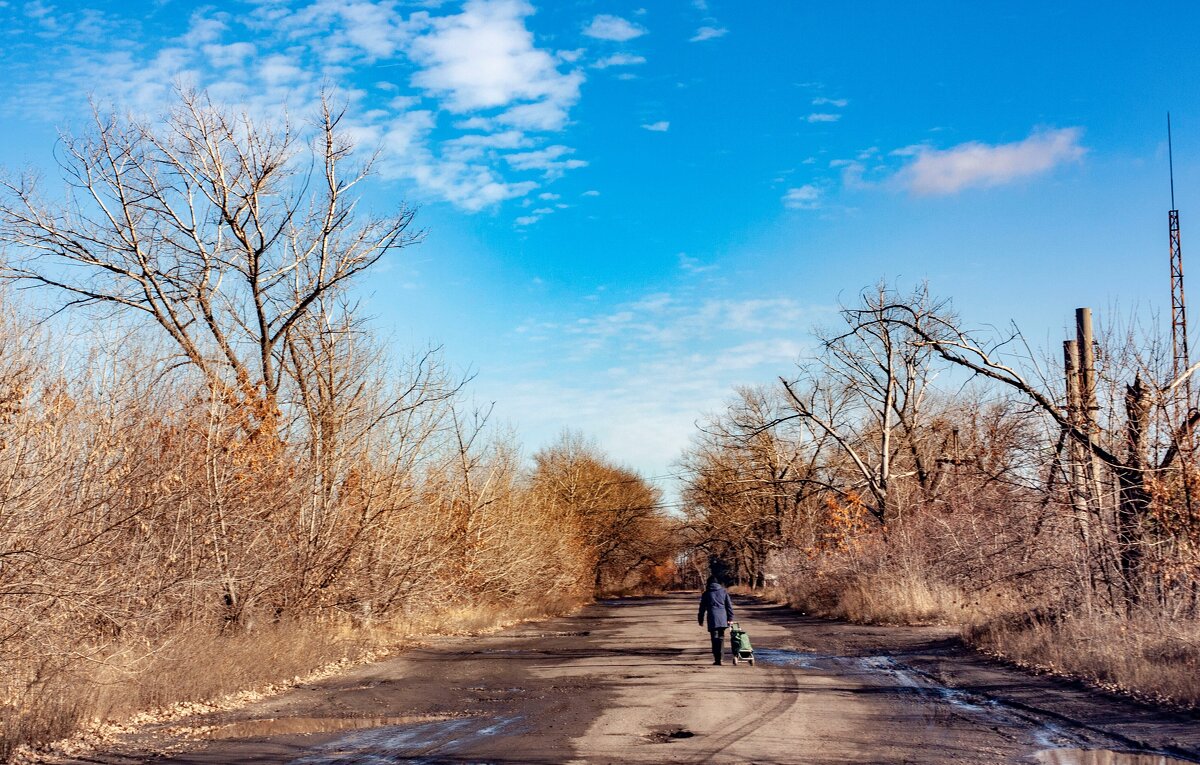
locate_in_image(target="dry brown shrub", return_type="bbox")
[968,612,1200,708]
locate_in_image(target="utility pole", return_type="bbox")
[1076,308,1107,521]
[1064,339,1093,572]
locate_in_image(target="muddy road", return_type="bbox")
[73,594,1200,765]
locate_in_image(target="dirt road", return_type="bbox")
[73,594,1200,765]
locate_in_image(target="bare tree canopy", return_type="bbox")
[0,88,420,412]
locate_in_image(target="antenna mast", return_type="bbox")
[1170,113,1189,402]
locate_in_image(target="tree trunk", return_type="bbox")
[1116,374,1153,608]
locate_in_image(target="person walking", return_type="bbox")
[697,574,734,665]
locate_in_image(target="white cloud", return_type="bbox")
[782,185,821,209]
[897,127,1086,195]
[678,253,717,274]
[288,0,416,59]
[690,26,727,42]
[442,129,532,160]
[483,288,828,483]
[582,189,601,197]
[259,53,305,86]
[716,339,804,370]
[568,294,808,349]
[538,192,560,200]
[409,0,583,130]
[583,14,646,41]
[829,158,868,188]
[806,112,840,123]
[812,97,848,107]
[505,144,587,178]
[454,115,495,131]
[203,41,256,69]
[593,53,646,69]
[370,110,540,211]
[7,0,595,213]
[641,120,669,132]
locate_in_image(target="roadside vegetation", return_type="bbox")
[3,85,1194,763]
[679,283,1200,708]
[0,91,674,761]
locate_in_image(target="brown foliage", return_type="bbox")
[682,283,1200,706]
[0,89,648,760]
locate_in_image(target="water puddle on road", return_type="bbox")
[1036,749,1198,765]
[288,715,522,764]
[200,714,457,739]
[755,650,1197,763]
[753,648,826,668]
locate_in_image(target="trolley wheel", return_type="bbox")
[731,656,739,665]
[748,657,755,666]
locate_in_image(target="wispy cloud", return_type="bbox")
[5,0,593,214]
[812,97,848,107]
[565,294,810,351]
[896,127,1086,195]
[493,291,818,472]
[505,145,587,178]
[690,26,727,42]
[678,253,717,274]
[782,185,821,209]
[593,53,646,69]
[583,14,646,41]
[641,120,670,132]
[806,113,840,123]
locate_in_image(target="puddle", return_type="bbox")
[288,715,521,765]
[200,714,452,739]
[1036,749,1198,765]
[754,648,826,669]
[755,648,1090,750]
[745,647,1200,763]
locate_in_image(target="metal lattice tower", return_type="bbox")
[1173,210,1187,382]
[1169,114,1190,400]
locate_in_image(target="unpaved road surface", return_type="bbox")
[69,594,1200,764]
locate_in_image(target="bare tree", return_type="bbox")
[778,283,948,525]
[0,88,420,423]
[681,385,816,587]
[878,297,1200,606]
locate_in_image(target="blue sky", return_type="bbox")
[2,1,1199,485]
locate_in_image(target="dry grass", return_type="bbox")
[775,564,970,626]
[1,621,380,762]
[968,612,1200,709]
[0,598,581,763]
[772,559,1200,709]
[827,575,967,625]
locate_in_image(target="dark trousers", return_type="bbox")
[709,627,726,663]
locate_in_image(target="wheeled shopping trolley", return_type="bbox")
[729,622,754,666]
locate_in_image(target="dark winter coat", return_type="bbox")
[698,581,734,630]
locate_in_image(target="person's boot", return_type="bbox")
[711,638,723,665]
